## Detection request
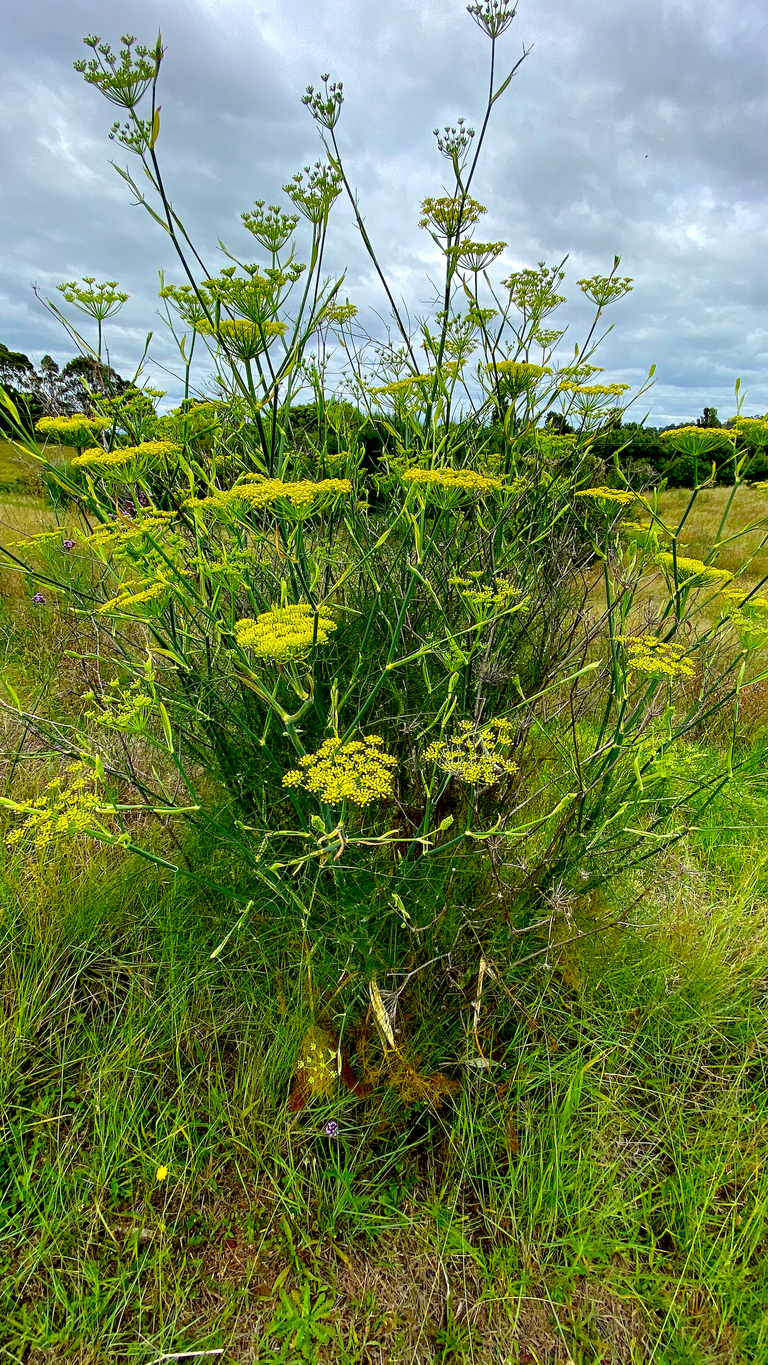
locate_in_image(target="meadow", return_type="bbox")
[2,439,768,1364]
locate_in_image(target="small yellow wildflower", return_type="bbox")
[6,762,102,849]
[654,552,733,586]
[559,382,631,396]
[72,440,180,470]
[156,1166,168,1182]
[401,467,503,494]
[485,360,551,387]
[36,414,110,446]
[616,636,695,679]
[575,486,636,506]
[658,426,733,456]
[426,718,517,786]
[449,575,519,615]
[235,603,336,662]
[419,195,486,239]
[192,476,351,515]
[721,588,768,614]
[99,581,167,614]
[294,1026,339,1098]
[84,674,154,732]
[282,735,396,807]
[732,417,768,448]
[196,317,287,360]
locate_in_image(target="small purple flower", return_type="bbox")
[137,490,150,508]
[62,539,76,551]
[31,593,46,605]
[325,1120,338,1138]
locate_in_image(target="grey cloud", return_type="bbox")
[0,0,764,423]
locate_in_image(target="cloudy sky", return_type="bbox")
[1,0,765,424]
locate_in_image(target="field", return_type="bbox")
[2,449,768,1365]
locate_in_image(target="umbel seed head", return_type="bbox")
[466,1,518,39]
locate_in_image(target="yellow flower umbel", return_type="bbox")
[426,718,517,786]
[84,673,155,733]
[235,603,336,662]
[485,360,550,391]
[282,736,396,807]
[190,476,351,517]
[294,1025,339,1099]
[658,427,733,457]
[98,581,167,615]
[654,552,733,586]
[35,414,111,448]
[721,587,768,615]
[575,486,636,507]
[449,575,519,620]
[720,588,768,644]
[616,636,695,679]
[559,382,631,397]
[732,417,768,450]
[196,316,288,360]
[6,763,102,850]
[72,440,180,472]
[401,467,503,496]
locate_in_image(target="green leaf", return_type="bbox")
[149,106,161,149]
[2,678,22,712]
[158,700,174,752]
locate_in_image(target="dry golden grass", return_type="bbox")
[657,484,768,587]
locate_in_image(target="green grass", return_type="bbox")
[2,793,768,1363]
[2,479,768,1362]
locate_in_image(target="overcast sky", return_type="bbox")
[1,0,766,424]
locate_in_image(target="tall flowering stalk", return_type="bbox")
[1,2,767,1077]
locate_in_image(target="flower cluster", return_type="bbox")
[191,476,351,515]
[85,510,173,554]
[720,588,768,641]
[450,240,506,271]
[535,432,576,459]
[418,195,486,240]
[485,360,550,387]
[732,417,768,449]
[6,763,103,850]
[84,675,155,732]
[401,467,502,494]
[374,366,463,398]
[658,427,733,456]
[560,383,631,397]
[196,316,288,360]
[235,603,337,662]
[721,588,768,615]
[575,486,636,506]
[99,580,167,614]
[35,414,110,446]
[16,529,80,552]
[654,552,734,586]
[294,1026,339,1099]
[426,718,517,786]
[72,439,180,470]
[450,575,519,615]
[616,635,696,679]
[577,275,634,308]
[282,735,397,806]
